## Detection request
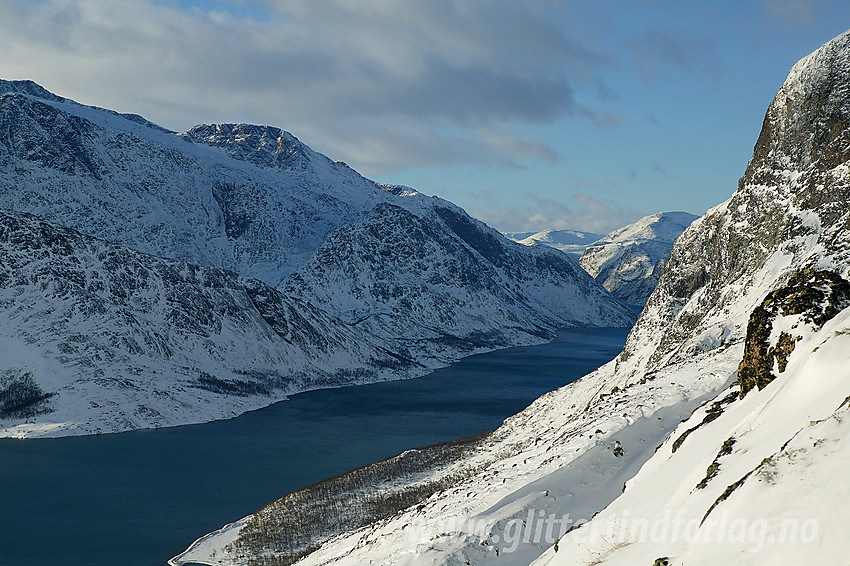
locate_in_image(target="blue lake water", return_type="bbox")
[0,327,629,566]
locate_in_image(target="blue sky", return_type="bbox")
[2,1,850,233]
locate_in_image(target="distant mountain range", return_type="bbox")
[0,80,634,437]
[505,212,698,308]
[502,229,603,257]
[578,211,698,307]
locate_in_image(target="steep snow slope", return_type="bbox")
[526,30,850,565]
[504,229,603,258]
[287,203,630,362]
[533,272,850,566]
[0,80,633,368]
[171,332,736,566]
[578,212,698,307]
[171,28,850,566]
[0,209,417,438]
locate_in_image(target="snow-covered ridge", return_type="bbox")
[578,211,698,307]
[504,229,603,258]
[171,28,850,566]
[533,276,850,566]
[537,32,850,562]
[286,202,633,363]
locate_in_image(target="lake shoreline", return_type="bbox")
[0,327,629,566]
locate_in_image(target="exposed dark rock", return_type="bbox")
[0,94,103,178]
[700,470,753,526]
[773,331,797,373]
[612,440,625,457]
[696,436,736,490]
[738,268,850,397]
[184,123,312,171]
[671,391,738,453]
[0,370,55,419]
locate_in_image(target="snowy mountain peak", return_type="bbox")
[0,79,64,102]
[506,228,601,245]
[749,28,850,176]
[598,211,698,245]
[183,123,312,170]
[578,211,698,307]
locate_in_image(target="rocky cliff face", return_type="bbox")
[618,31,850,382]
[736,268,850,397]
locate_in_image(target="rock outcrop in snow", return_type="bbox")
[171,28,850,566]
[578,211,698,308]
[736,268,850,397]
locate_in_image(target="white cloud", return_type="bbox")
[470,193,641,235]
[0,0,604,173]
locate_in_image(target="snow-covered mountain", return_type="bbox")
[0,208,418,437]
[0,82,397,283]
[578,211,698,308]
[503,214,697,308]
[171,29,850,566]
[0,81,633,436]
[504,229,603,258]
[286,204,627,361]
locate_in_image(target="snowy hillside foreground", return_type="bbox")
[0,209,417,437]
[578,212,698,307]
[503,229,603,258]
[172,29,850,566]
[0,81,634,436]
[531,270,850,566]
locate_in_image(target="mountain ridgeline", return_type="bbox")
[577,211,698,308]
[0,81,634,437]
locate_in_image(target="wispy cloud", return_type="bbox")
[758,0,821,25]
[470,193,641,235]
[0,0,608,174]
[627,29,720,81]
